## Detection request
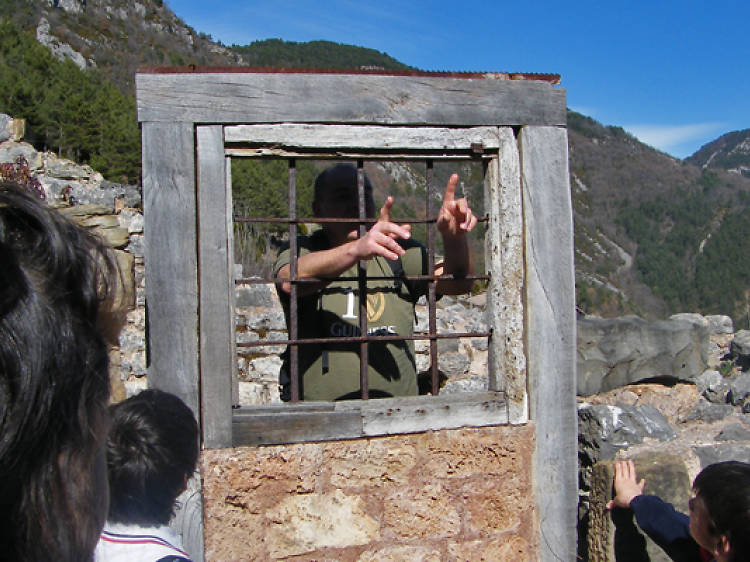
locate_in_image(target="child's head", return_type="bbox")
[0,180,117,560]
[690,460,750,561]
[106,389,199,526]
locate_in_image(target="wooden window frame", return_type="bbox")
[136,70,576,561]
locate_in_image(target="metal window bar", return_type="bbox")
[234,159,491,402]
[357,161,369,399]
[287,159,300,402]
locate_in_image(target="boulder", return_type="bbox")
[578,403,675,467]
[728,373,750,406]
[0,114,23,142]
[695,444,750,467]
[706,315,734,335]
[684,398,734,423]
[715,423,750,442]
[695,369,729,404]
[577,315,709,395]
[731,330,750,364]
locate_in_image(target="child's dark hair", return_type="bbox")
[107,389,199,526]
[693,460,750,560]
[0,180,117,561]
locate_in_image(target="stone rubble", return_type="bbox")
[0,114,144,401]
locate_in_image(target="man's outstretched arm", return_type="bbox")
[276,197,411,297]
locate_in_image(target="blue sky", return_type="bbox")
[168,0,749,159]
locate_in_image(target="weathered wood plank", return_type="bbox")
[224,124,501,150]
[136,72,567,126]
[231,393,508,446]
[225,148,486,160]
[197,126,233,448]
[232,410,363,446]
[141,122,200,414]
[488,127,527,423]
[520,126,576,562]
[359,392,508,436]
[226,156,239,408]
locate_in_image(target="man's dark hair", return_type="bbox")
[313,163,375,215]
[693,460,750,560]
[0,180,117,561]
[107,389,199,526]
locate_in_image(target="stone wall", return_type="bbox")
[202,425,536,561]
[0,114,146,402]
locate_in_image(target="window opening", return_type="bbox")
[232,157,490,405]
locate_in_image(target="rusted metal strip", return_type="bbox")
[233,216,489,224]
[425,161,440,396]
[237,331,492,348]
[357,161,369,399]
[138,65,561,84]
[288,160,300,402]
[237,273,490,285]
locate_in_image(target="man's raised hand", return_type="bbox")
[437,174,477,237]
[353,196,411,261]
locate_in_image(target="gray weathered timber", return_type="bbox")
[141,122,200,414]
[224,124,501,150]
[226,156,239,407]
[197,126,233,448]
[232,410,363,446]
[225,148,486,160]
[142,122,204,562]
[359,392,508,436]
[520,126,577,562]
[136,72,566,126]
[485,127,527,424]
[231,392,507,446]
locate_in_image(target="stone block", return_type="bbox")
[357,545,440,561]
[266,489,380,558]
[588,454,690,562]
[448,536,533,562]
[324,439,417,488]
[382,483,459,540]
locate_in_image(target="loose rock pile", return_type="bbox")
[579,313,750,561]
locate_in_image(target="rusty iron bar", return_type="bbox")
[237,331,492,348]
[357,161,369,400]
[233,215,489,224]
[139,65,562,85]
[240,273,490,285]
[426,161,440,396]
[288,160,300,402]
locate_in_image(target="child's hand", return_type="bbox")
[606,459,646,510]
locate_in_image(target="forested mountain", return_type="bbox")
[1,0,749,326]
[685,129,750,178]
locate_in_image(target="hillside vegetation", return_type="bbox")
[1,0,749,326]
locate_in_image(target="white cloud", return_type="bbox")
[623,123,726,157]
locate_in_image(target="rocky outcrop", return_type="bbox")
[577,314,709,395]
[579,313,750,560]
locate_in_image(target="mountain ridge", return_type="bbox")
[2,0,749,326]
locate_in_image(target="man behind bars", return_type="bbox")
[274,163,477,401]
